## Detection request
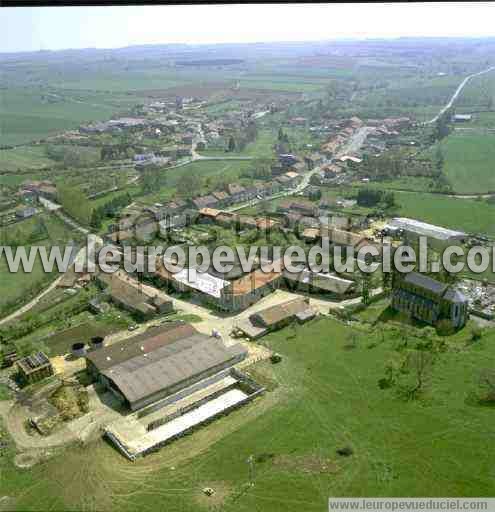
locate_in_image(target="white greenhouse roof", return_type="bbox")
[386,218,466,241]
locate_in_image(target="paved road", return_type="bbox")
[425,66,495,125]
[336,126,374,158]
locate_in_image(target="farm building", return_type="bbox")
[322,227,370,255]
[222,265,284,311]
[191,195,219,210]
[452,114,473,122]
[96,270,174,320]
[15,207,37,219]
[384,217,467,248]
[236,297,316,339]
[277,199,317,218]
[86,322,248,412]
[17,352,53,385]
[155,261,284,313]
[283,269,357,298]
[391,271,468,329]
[104,368,264,460]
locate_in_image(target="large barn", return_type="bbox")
[86,322,247,411]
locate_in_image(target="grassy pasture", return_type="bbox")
[438,133,495,194]
[0,89,119,146]
[392,191,495,237]
[0,213,80,314]
[456,70,495,110]
[0,146,55,172]
[139,159,254,204]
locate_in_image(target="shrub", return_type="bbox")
[471,325,483,342]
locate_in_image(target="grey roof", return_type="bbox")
[102,335,247,405]
[251,298,311,327]
[443,287,468,303]
[87,322,197,371]
[403,272,448,296]
[284,269,355,295]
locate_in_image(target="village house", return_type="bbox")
[304,153,324,170]
[155,258,285,313]
[191,195,219,210]
[166,198,188,212]
[198,207,223,224]
[301,227,320,242]
[285,171,303,186]
[19,180,57,202]
[302,185,321,200]
[96,270,174,321]
[15,206,37,219]
[226,183,247,203]
[256,217,281,231]
[220,266,284,312]
[275,174,292,190]
[277,199,317,218]
[278,153,299,168]
[159,209,198,236]
[211,190,232,207]
[288,162,306,174]
[323,227,370,255]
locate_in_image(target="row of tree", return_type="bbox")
[90,192,133,229]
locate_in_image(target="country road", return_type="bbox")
[336,126,374,158]
[425,65,495,125]
[0,211,102,325]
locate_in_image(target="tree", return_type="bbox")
[357,188,383,207]
[176,171,202,198]
[382,192,396,209]
[398,350,434,401]
[140,167,163,194]
[476,369,495,403]
[435,145,444,171]
[382,270,392,291]
[57,184,92,226]
[309,174,322,186]
[361,272,371,305]
[228,135,236,153]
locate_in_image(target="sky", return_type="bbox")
[1,3,495,53]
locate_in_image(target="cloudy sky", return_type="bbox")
[1,3,495,53]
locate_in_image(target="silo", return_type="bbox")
[91,336,105,350]
[71,342,86,358]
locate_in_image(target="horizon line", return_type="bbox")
[3,34,495,56]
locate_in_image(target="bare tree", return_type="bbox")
[477,369,495,403]
[403,350,434,400]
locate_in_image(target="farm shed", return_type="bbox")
[86,322,247,411]
[17,352,53,385]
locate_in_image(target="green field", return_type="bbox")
[0,145,56,172]
[436,133,495,194]
[139,159,255,205]
[395,191,495,236]
[0,89,122,146]
[2,316,495,510]
[199,129,277,159]
[0,213,81,315]
[456,70,495,110]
